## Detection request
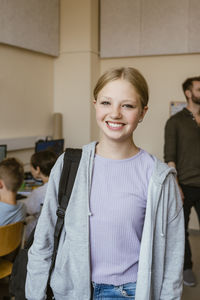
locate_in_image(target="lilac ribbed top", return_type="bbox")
[89,149,155,285]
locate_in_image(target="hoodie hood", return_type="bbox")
[148,156,178,240]
[151,156,176,185]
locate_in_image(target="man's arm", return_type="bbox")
[167,161,184,201]
[164,119,184,201]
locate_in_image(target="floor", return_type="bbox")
[182,230,200,300]
[0,230,200,300]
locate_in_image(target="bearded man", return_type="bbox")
[164,76,200,287]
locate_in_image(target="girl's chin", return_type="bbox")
[101,133,132,143]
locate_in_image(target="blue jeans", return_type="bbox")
[92,282,136,299]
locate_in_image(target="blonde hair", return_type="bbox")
[0,158,24,192]
[93,67,149,108]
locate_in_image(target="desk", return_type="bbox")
[18,177,43,198]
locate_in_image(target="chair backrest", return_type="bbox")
[0,222,24,256]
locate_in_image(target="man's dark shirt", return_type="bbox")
[164,108,200,187]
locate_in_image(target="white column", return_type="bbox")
[54,0,99,148]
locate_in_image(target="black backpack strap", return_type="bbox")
[47,148,82,285]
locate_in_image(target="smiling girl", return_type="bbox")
[26,67,184,300]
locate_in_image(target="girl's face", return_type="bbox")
[94,79,148,143]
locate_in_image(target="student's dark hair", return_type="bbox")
[182,76,200,97]
[0,158,24,192]
[31,150,57,177]
[93,67,149,109]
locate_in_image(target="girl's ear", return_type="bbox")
[140,106,148,119]
[138,106,148,123]
[93,99,97,109]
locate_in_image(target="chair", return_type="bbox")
[0,222,24,279]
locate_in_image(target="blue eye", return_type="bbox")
[101,101,110,105]
[123,104,134,108]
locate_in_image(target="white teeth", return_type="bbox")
[107,122,123,128]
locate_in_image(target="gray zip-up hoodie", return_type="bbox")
[26,142,184,300]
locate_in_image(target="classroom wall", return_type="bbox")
[3,2,199,161]
[0,0,59,56]
[54,0,99,148]
[0,0,99,166]
[0,44,54,166]
[100,0,200,58]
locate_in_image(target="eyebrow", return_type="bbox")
[98,96,112,100]
[99,96,137,103]
[99,96,138,104]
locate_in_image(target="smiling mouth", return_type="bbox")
[106,121,125,129]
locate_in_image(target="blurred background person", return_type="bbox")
[0,157,26,226]
[24,150,57,239]
[164,76,200,287]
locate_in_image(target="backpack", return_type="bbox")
[9,148,82,300]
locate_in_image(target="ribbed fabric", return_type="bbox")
[89,149,155,285]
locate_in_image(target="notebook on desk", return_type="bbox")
[17,172,43,198]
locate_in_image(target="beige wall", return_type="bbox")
[0,0,59,56]
[54,0,99,148]
[0,0,99,164]
[0,44,54,165]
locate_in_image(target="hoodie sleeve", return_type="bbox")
[25,154,64,300]
[160,174,185,300]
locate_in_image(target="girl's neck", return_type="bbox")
[96,139,139,160]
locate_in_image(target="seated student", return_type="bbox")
[0,158,26,226]
[25,150,57,238]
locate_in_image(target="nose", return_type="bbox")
[110,105,122,119]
